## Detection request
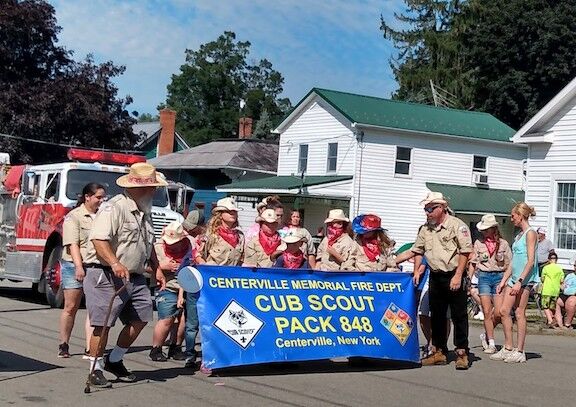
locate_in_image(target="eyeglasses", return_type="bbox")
[424,205,441,214]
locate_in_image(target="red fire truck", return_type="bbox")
[0,149,183,307]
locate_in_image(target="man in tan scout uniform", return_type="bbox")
[411,191,473,370]
[83,162,166,388]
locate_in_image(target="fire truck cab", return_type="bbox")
[0,149,183,307]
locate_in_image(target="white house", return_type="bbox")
[512,77,576,268]
[219,88,527,246]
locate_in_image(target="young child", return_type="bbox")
[274,230,309,269]
[555,257,576,329]
[540,252,564,327]
[315,209,356,271]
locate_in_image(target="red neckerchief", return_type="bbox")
[360,235,380,262]
[484,237,497,257]
[283,251,304,269]
[164,239,191,263]
[327,225,344,246]
[258,229,281,255]
[218,226,239,248]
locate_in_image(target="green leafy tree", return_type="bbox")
[165,31,290,145]
[137,113,159,122]
[0,0,136,163]
[252,109,275,139]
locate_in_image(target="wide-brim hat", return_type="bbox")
[324,209,349,223]
[116,162,168,188]
[256,208,278,224]
[161,221,187,245]
[352,214,383,234]
[281,229,307,244]
[420,191,447,207]
[212,197,241,214]
[476,214,499,231]
[182,209,205,231]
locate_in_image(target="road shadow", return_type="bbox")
[130,366,195,383]
[0,285,46,306]
[0,350,61,381]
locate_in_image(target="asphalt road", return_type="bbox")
[0,281,574,407]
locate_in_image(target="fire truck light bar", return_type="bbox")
[67,148,146,166]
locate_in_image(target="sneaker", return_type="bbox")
[421,350,447,366]
[104,355,137,382]
[504,350,526,363]
[185,356,198,369]
[473,311,484,321]
[58,343,70,358]
[168,344,187,361]
[484,344,497,354]
[88,370,112,388]
[479,333,488,351]
[455,350,469,370]
[82,349,91,360]
[149,346,168,362]
[489,347,515,361]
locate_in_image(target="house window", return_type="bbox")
[473,155,487,172]
[555,182,576,250]
[327,143,338,173]
[298,144,308,174]
[394,147,412,176]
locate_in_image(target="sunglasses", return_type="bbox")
[424,205,441,214]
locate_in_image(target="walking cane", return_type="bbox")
[84,277,129,394]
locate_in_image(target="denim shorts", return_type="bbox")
[60,260,83,290]
[156,289,182,320]
[477,271,504,296]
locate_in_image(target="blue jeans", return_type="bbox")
[477,271,504,296]
[185,292,199,358]
[155,290,182,320]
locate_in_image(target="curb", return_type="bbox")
[468,318,576,337]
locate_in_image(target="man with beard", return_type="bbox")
[411,192,473,370]
[83,162,167,388]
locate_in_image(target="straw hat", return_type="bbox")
[420,191,447,206]
[182,209,205,231]
[352,214,383,234]
[324,209,349,223]
[476,214,499,231]
[256,208,278,224]
[161,221,187,245]
[212,197,240,214]
[116,162,168,188]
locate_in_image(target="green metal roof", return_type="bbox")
[294,88,516,142]
[427,183,524,215]
[218,175,352,190]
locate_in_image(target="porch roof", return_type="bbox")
[217,175,352,194]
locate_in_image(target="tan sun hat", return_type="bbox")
[476,214,499,231]
[420,191,447,206]
[116,162,168,188]
[161,221,187,245]
[212,197,240,214]
[324,209,350,223]
[282,229,307,244]
[256,208,278,224]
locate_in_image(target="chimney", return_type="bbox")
[238,117,253,139]
[158,108,176,156]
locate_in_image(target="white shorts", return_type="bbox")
[418,278,451,318]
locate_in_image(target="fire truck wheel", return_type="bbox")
[44,246,64,309]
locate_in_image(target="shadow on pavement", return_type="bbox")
[0,350,61,379]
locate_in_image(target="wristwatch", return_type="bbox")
[518,277,524,284]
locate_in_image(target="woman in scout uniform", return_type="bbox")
[58,183,106,358]
[315,209,356,271]
[202,197,244,265]
[149,221,199,362]
[468,214,512,354]
[352,214,395,272]
[491,202,539,364]
[244,208,282,268]
[273,229,310,269]
[281,208,316,268]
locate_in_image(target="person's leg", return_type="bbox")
[85,314,93,353]
[555,297,565,327]
[499,286,516,350]
[116,320,148,348]
[448,275,469,352]
[564,296,576,326]
[470,287,482,318]
[513,287,531,352]
[419,315,431,346]
[59,288,83,345]
[176,314,186,346]
[543,307,555,325]
[429,274,450,354]
[480,295,495,340]
[184,292,200,364]
[152,317,175,347]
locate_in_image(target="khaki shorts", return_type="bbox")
[84,266,153,327]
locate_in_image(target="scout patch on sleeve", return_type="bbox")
[458,225,470,237]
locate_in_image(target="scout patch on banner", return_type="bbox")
[214,300,264,349]
[380,302,413,345]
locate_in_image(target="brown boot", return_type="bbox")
[455,350,469,370]
[421,350,447,366]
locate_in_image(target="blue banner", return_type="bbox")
[196,266,419,369]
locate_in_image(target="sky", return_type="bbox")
[49,0,405,116]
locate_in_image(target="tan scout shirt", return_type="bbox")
[244,236,277,268]
[316,234,356,271]
[470,238,512,272]
[61,204,95,262]
[353,242,396,272]
[86,194,154,274]
[412,215,473,272]
[203,232,244,266]
[154,241,193,292]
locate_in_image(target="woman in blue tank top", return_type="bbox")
[491,202,538,364]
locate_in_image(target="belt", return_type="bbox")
[83,263,112,271]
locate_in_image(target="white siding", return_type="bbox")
[276,98,356,176]
[235,200,258,234]
[353,131,526,247]
[524,95,576,265]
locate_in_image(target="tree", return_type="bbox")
[137,113,159,122]
[165,31,291,145]
[0,0,136,163]
[252,109,274,139]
